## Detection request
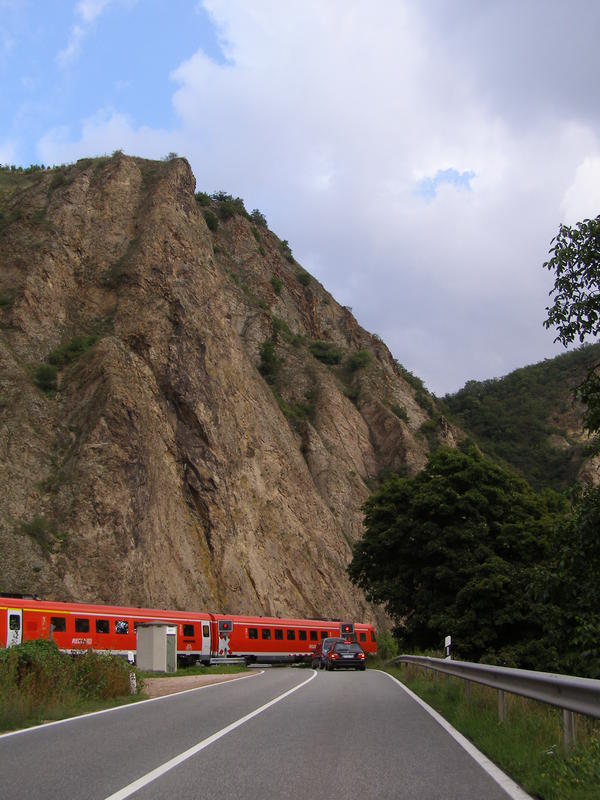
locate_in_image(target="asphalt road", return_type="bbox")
[0,668,529,800]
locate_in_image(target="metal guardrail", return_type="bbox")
[391,655,600,747]
[392,656,600,718]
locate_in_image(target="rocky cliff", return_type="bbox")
[0,154,452,622]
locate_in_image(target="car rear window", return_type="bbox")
[334,643,362,653]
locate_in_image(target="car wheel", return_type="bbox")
[360,664,366,671]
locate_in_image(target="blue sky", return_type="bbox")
[1,1,225,165]
[3,1,600,395]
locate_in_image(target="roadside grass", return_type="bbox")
[385,663,600,800]
[0,693,146,734]
[138,663,249,679]
[0,641,144,734]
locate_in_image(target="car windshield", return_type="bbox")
[334,643,361,653]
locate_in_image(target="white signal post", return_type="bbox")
[444,635,452,659]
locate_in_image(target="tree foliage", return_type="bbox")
[442,344,600,490]
[544,215,600,432]
[349,447,571,670]
[542,486,600,678]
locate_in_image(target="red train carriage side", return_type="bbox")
[0,597,212,663]
[211,613,377,662]
[0,598,377,664]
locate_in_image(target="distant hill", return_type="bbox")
[441,345,600,490]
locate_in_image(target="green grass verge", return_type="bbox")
[0,693,147,734]
[138,663,249,679]
[385,664,600,800]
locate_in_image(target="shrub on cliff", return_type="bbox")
[309,341,342,365]
[33,363,57,393]
[346,350,371,372]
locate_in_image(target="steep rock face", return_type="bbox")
[0,156,447,622]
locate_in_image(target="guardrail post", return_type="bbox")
[498,689,506,722]
[464,679,471,702]
[562,710,576,750]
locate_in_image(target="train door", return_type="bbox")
[6,609,22,647]
[201,622,211,660]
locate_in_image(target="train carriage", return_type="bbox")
[0,596,377,664]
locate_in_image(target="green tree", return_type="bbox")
[544,215,600,431]
[542,487,600,677]
[348,447,568,668]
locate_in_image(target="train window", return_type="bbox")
[116,620,129,635]
[9,614,20,631]
[286,630,296,640]
[274,629,283,640]
[96,619,109,634]
[261,628,271,640]
[248,628,258,639]
[50,616,66,632]
[298,630,307,641]
[203,624,210,637]
[371,631,376,642]
[359,632,366,642]
[320,631,328,639]
[309,631,317,641]
[75,618,90,633]
[183,624,194,637]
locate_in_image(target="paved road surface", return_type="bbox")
[0,668,529,799]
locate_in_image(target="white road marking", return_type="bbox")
[379,670,533,800]
[0,670,262,740]
[103,670,317,800]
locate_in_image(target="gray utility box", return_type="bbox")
[136,622,177,673]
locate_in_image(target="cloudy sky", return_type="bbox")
[2,0,600,395]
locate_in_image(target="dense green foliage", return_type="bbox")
[0,640,141,731]
[346,350,371,372]
[203,209,219,231]
[32,335,99,395]
[543,486,600,678]
[544,215,600,433]
[258,338,280,384]
[349,447,585,671]
[33,363,58,393]
[250,209,267,227]
[279,239,294,263]
[47,334,99,367]
[442,345,600,490]
[309,340,342,364]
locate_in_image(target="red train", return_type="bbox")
[0,596,377,665]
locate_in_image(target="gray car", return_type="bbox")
[311,637,346,669]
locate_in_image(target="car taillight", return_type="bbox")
[357,652,365,659]
[329,652,339,659]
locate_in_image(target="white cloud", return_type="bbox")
[56,0,113,67]
[560,156,600,225]
[77,0,112,24]
[37,109,177,165]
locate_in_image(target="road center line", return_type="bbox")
[104,670,317,800]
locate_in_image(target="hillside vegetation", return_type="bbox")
[441,344,600,490]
